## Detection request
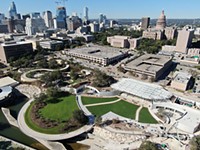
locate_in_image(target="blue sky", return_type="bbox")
[0,0,199,19]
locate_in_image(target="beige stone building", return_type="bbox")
[142,29,163,40]
[141,17,150,30]
[175,29,194,53]
[107,36,141,49]
[65,44,129,66]
[156,10,166,30]
[124,54,172,81]
[164,27,177,40]
[171,72,192,91]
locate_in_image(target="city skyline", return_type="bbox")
[0,0,200,19]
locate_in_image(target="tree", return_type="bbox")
[74,37,86,43]
[34,93,47,102]
[92,69,116,87]
[46,87,60,98]
[73,110,88,124]
[0,141,12,150]
[190,135,200,150]
[48,59,59,69]
[70,70,79,80]
[139,141,159,150]
[95,116,102,126]
[37,59,49,68]
[117,65,126,73]
[40,71,62,85]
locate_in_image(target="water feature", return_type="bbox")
[0,91,47,149]
[0,89,90,150]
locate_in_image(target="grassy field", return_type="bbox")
[25,95,79,134]
[40,95,79,121]
[139,108,158,124]
[87,100,139,119]
[81,96,118,105]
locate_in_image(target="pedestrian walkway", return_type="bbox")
[85,99,121,107]
[18,98,93,141]
[21,65,69,83]
[76,95,92,116]
[1,107,18,127]
[135,106,143,121]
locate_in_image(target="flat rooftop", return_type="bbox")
[173,72,192,84]
[111,78,172,100]
[0,86,12,101]
[40,40,63,44]
[0,76,19,88]
[154,102,200,134]
[125,54,172,73]
[1,41,32,47]
[66,44,128,59]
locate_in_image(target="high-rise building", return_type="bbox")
[43,11,53,28]
[110,20,117,28]
[99,13,104,24]
[66,16,82,31]
[175,29,194,54]
[55,7,67,29]
[0,13,5,24]
[156,10,166,30]
[8,1,18,19]
[25,13,46,35]
[0,41,33,64]
[89,22,99,33]
[83,7,89,21]
[30,12,40,19]
[141,17,150,30]
[164,27,177,40]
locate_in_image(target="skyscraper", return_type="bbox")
[25,13,46,35]
[56,7,67,20]
[99,13,104,24]
[175,29,194,54]
[89,22,99,33]
[83,7,89,21]
[156,10,166,30]
[67,16,82,31]
[0,13,5,24]
[141,17,150,30]
[55,7,67,29]
[8,1,17,19]
[43,11,53,28]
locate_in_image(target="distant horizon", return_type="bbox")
[1,0,200,19]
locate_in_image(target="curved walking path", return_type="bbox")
[76,95,92,116]
[18,97,93,141]
[21,65,69,82]
[135,106,143,122]
[84,99,121,107]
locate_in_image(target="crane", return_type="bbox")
[62,0,68,7]
[55,1,61,6]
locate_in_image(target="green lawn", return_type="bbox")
[40,95,79,121]
[25,95,79,134]
[139,108,158,124]
[87,100,139,119]
[81,96,118,105]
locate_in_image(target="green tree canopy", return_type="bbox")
[139,141,159,150]
[190,135,200,150]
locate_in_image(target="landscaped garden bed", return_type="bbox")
[25,92,88,134]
